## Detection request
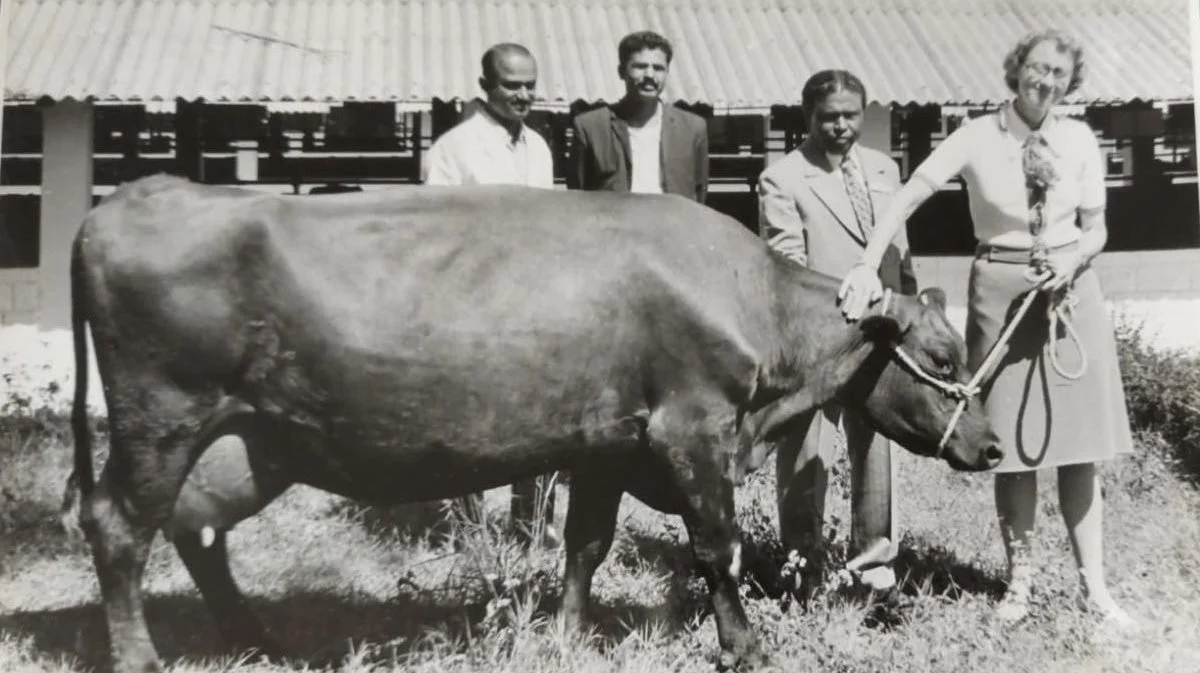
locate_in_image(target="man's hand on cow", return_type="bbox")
[838,263,883,321]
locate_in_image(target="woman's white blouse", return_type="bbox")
[912,103,1108,249]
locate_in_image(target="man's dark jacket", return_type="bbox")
[568,102,709,202]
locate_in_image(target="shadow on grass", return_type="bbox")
[342,502,712,640]
[894,543,1006,601]
[1,589,505,673]
[735,531,1007,632]
[1,526,707,672]
[0,582,716,673]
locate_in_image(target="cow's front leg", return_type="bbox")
[652,406,766,671]
[681,470,764,671]
[559,473,622,633]
[168,429,290,657]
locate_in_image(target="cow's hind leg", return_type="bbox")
[652,407,765,671]
[174,530,280,658]
[559,472,623,635]
[81,392,246,673]
[168,429,290,659]
[83,466,163,673]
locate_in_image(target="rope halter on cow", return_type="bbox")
[880,269,1089,458]
[879,287,981,454]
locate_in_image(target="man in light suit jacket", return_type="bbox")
[568,31,709,202]
[758,69,918,595]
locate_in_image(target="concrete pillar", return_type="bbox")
[39,99,94,329]
[861,102,893,158]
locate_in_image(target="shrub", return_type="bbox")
[1114,316,1200,481]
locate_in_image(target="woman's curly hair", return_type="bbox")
[1003,29,1087,96]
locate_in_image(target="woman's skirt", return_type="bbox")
[966,245,1135,473]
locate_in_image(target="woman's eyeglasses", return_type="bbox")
[1023,62,1070,81]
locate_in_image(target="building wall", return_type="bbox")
[0,268,40,326]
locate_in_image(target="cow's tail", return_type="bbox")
[61,236,93,542]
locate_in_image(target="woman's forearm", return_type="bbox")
[861,178,937,270]
[1077,210,1108,267]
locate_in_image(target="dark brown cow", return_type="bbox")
[67,175,1000,673]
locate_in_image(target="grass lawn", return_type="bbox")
[1,411,1197,673]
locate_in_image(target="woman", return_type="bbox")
[837,29,1135,626]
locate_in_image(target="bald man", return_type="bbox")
[423,43,555,188]
[423,43,560,549]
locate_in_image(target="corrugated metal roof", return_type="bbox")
[4,0,1194,109]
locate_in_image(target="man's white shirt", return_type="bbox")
[627,103,664,194]
[423,108,555,188]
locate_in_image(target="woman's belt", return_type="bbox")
[975,240,1079,264]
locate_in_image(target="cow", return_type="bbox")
[66,174,1001,673]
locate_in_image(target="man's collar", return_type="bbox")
[477,102,528,144]
[614,97,663,128]
[825,145,862,172]
[645,100,664,126]
[799,136,861,173]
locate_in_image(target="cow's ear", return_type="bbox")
[918,287,948,312]
[859,314,904,344]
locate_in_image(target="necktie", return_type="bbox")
[1021,132,1058,272]
[842,154,874,239]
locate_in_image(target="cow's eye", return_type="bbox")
[929,355,954,377]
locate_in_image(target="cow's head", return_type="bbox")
[840,287,1003,472]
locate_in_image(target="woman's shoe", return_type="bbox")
[1075,595,1139,631]
[995,583,1032,622]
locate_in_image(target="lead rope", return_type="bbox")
[886,267,1088,456]
[889,284,1042,453]
[1023,265,1088,382]
[1020,120,1088,383]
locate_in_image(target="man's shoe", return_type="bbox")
[859,565,896,591]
